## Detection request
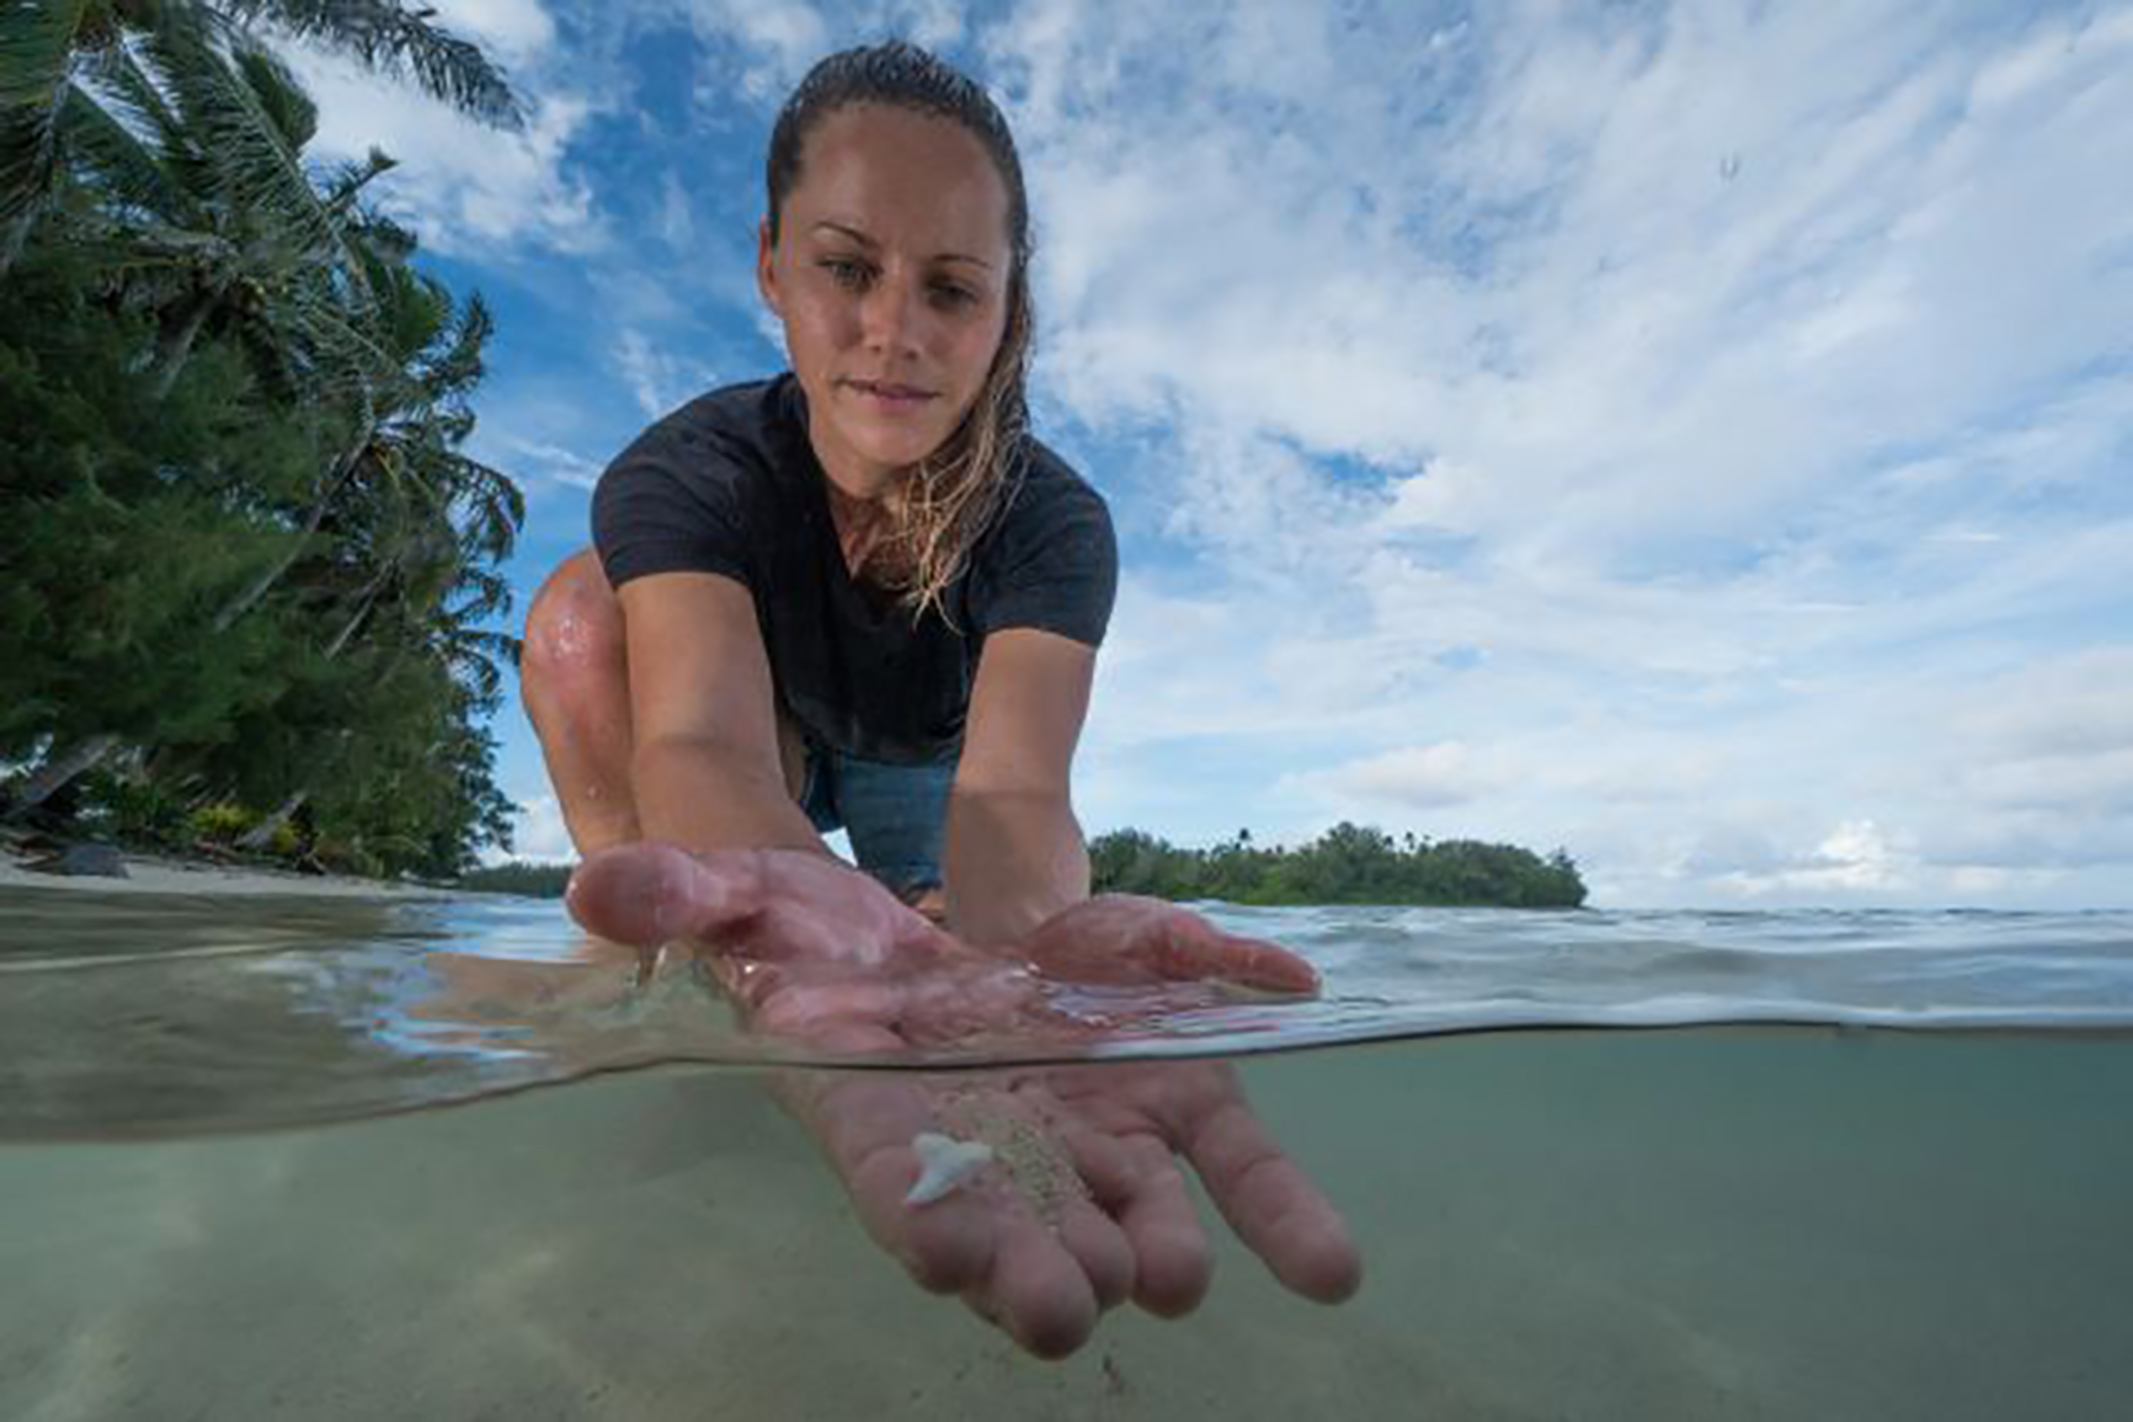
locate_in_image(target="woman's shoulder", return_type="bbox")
[1007,434,1107,510]
[592,375,803,585]
[605,373,801,484]
[992,435,1112,544]
[970,434,1116,578]
[960,433,1119,642]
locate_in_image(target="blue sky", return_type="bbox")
[286,0,2133,908]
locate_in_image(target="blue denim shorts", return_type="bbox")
[797,740,956,899]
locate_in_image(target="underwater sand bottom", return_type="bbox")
[3,1030,2130,1420]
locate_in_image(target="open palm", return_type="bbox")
[567,842,1362,1358]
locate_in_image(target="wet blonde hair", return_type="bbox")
[766,41,1034,624]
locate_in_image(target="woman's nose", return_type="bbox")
[858,272,924,352]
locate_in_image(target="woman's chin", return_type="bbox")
[842,425,948,472]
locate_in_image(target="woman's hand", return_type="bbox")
[1011,893,1321,994]
[565,850,1322,1043]
[563,841,1361,1359]
[776,1057,1361,1359]
[564,842,1039,1042]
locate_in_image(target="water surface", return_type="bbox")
[2,888,2128,1419]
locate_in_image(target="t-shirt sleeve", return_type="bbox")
[975,458,1119,647]
[590,406,755,591]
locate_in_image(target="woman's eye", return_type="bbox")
[821,259,869,290]
[931,283,976,308]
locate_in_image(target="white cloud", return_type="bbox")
[1295,743,1494,811]
[290,41,600,256]
[428,0,559,66]
[656,168,698,251]
[613,330,719,418]
[495,793,576,864]
[1712,819,1921,897]
[682,0,833,102]
[984,0,2133,905]
[502,437,606,490]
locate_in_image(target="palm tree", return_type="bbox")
[227,244,521,852]
[0,0,517,271]
[3,7,521,824]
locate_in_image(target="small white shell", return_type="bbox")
[904,1130,994,1206]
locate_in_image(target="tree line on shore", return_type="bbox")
[460,823,1589,909]
[1088,823,1587,908]
[1,1,524,879]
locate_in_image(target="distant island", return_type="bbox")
[459,822,1588,909]
[1087,824,1586,909]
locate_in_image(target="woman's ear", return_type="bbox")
[756,218,782,315]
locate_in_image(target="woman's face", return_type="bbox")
[758,104,1015,498]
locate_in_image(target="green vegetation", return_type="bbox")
[457,859,574,898]
[460,825,1588,908]
[1090,823,1588,908]
[1,2,525,879]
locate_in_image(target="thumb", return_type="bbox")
[565,842,761,947]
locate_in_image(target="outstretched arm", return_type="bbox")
[944,627,1098,947]
[618,571,836,861]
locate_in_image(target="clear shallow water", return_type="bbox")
[1,887,2130,1138]
[2,888,2131,1419]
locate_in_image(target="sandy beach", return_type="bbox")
[0,842,457,900]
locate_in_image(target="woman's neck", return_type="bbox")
[800,399,911,579]
[825,468,911,582]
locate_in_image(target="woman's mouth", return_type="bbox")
[844,378,938,413]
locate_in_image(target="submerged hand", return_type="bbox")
[777,1057,1361,1359]
[564,841,1360,1358]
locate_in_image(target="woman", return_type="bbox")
[525,42,1358,1359]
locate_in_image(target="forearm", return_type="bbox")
[631,735,834,860]
[943,786,1090,947]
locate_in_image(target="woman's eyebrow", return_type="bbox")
[811,220,994,271]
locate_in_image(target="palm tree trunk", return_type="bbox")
[236,788,307,852]
[210,436,368,634]
[236,720,356,854]
[146,287,218,401]
[323,580,384,659]
[4,733,121,818]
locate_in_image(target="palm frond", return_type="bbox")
[52,81,180,219]
[138,8,369,313]
[320,144,394,213]
[72,34,194,198]
[0,0,100,268]
[229,38,313,150]
[216,0,520,128]
[415,288,489,401]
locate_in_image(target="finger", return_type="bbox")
[1153,916,1320,995]
[1047,1194,1136,1314]
[1184,1095,1362,1304]
[565,843,761,947]
[1068,1129,1213,1318]
[1217,930,1321,993]
[970,1225,1101,1360]
[892,908,966,963]
[787,1074,1001,1293]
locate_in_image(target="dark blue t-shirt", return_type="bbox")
[592,373,1117,765]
